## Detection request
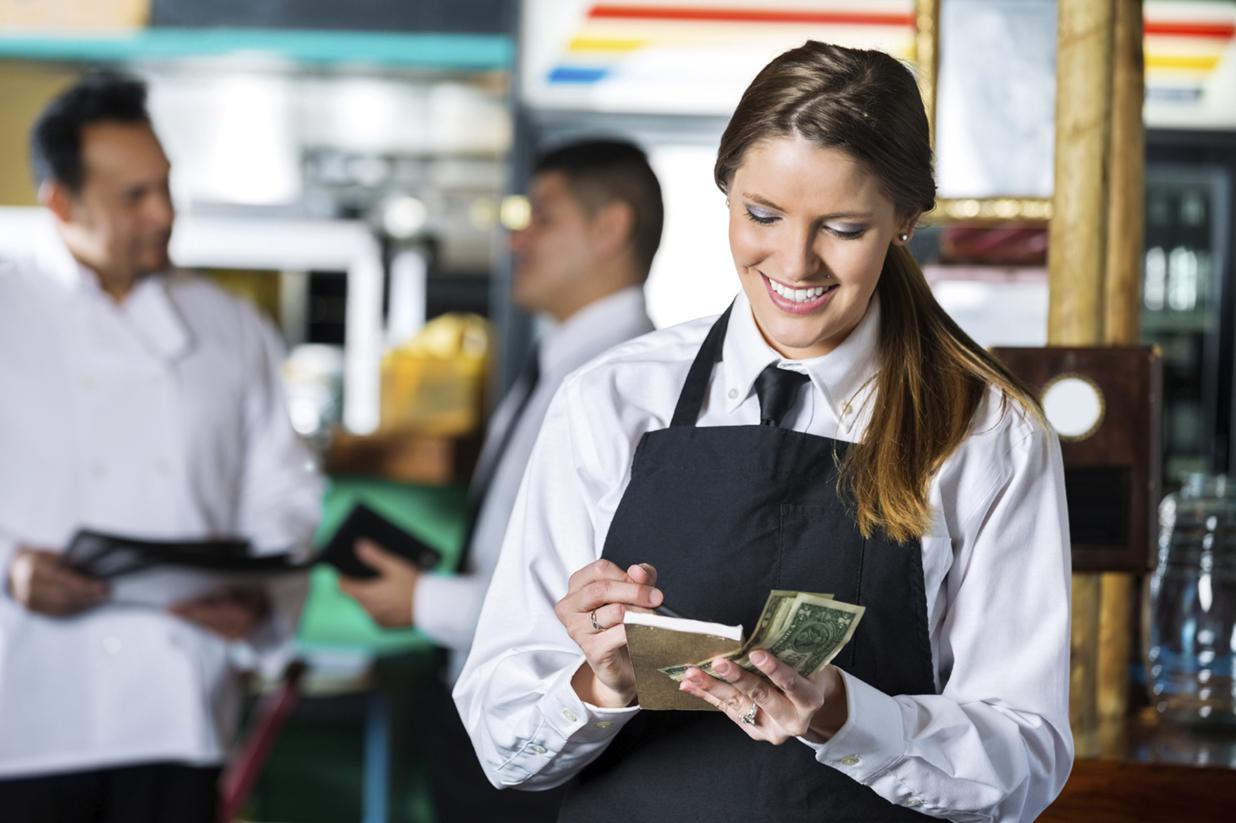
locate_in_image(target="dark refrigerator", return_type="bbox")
[1143,130,1236,486]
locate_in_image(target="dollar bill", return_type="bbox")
[660,590,861,682]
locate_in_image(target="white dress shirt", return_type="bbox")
[415,286,654,684]
[455,290,1074,822]
[0,227,322,778]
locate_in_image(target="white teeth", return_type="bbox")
[769,279,830,303]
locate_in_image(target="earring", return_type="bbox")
[897,232,909,242]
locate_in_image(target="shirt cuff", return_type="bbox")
[494,660,639,786]
[798,669,907,784]
[414,572,481,651]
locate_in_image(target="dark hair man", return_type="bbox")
[339,138,663,821]
[0,74,322,822]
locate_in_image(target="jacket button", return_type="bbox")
[838,755,860,767]
[528,744,547,755]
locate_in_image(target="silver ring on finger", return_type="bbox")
[590,609,602,632]
[740,700,759,726]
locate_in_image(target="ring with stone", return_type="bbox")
[590,609,602,632]
[740,701,759,725]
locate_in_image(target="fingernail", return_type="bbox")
[750,651,768,665]
[650,589,663,606]
[714,659,731,674]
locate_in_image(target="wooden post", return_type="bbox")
[1098,0,1146,723]
[1047,0,1116,757]
[1048,0,1113,345]
[1104,0,1146,346]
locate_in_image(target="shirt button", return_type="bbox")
[102,636,123,655]
[595,721,612,729]
[528,744,547,755]
[906,797,924,808]
[838,755,861,767]
[728,388,738,400]
[561,708,579,723]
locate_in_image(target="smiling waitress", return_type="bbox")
[454,41,1073,822]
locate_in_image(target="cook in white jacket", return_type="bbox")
[0,74,321,822]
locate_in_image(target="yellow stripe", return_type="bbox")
[568,36,648,53]
[1146,54,1221,72]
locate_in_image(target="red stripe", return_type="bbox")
[1145,20,1236,39]
[590,5,914,27]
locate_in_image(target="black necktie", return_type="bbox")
[457,343,541,570]
[754,363,809,428]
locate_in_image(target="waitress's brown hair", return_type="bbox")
[715,40,1041,543]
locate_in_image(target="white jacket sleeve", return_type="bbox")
[234,306,323,671]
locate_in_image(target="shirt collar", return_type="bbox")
[720,290,881,422]
[35,223,190,363]
[122,275,192,363]
[540,285,647,376]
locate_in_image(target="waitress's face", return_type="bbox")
[728,133,911,359]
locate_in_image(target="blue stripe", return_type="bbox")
[548,65,609,84]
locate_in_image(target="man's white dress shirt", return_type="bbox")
[455,291,1074,822]
[415,286,653,684]
[0,228,322,778]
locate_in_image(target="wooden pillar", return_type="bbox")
[1098,0,1146,723]
[1047,0,1115,756]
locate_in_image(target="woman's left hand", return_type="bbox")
[678,650,848,744]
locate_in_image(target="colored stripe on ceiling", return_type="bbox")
[1147,54,1223,72]
[569,36,649,52]
[589,5,913,27]
[1144,20,1236,40]
[548,66,611,83]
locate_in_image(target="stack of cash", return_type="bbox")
[660,590,864,682]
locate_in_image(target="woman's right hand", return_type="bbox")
[554,559,662,708]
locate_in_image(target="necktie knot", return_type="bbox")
[754,363,809,428]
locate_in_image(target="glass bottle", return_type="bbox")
[1145,474,1236,726]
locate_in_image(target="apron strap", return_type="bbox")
[670,303,733,427]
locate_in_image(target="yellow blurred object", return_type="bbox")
[379,313,492,436]
[203,269,281,325]
[0,0,149,29]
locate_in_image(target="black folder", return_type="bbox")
[316,503,443,579]
[65,530,300,578]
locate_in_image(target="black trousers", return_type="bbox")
[415,671,565,823]
[0,762,220,823]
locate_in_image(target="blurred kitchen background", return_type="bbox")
[2,1,1236,821]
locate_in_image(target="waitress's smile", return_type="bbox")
[761,271,839,314]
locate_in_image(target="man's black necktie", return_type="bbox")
[754,363,809,428]
[456,343,541,570]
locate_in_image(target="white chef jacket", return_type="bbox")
[415,286,653,684]
[455,291,1074,822]
[0,227,322,778]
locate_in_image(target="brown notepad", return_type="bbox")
[624,612,744,710]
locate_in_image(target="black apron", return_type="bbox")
[559,307,935,822]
